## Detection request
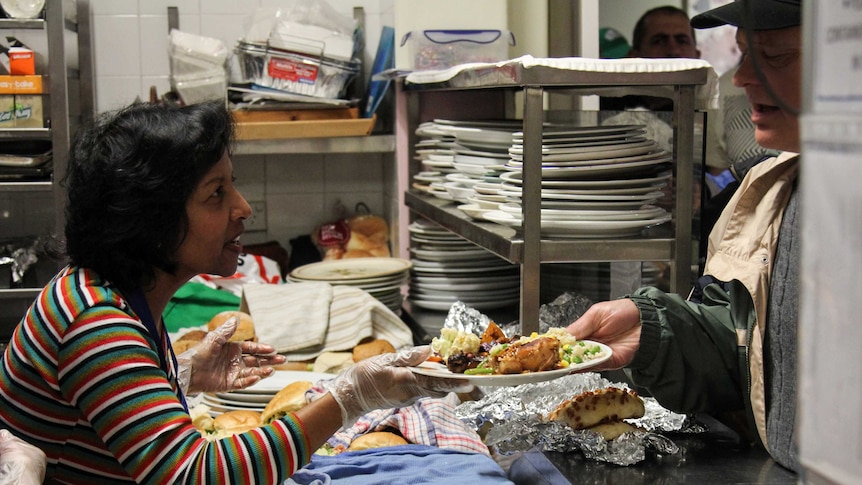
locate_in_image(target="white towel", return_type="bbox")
[240,283,414,360]
[240,282,333,352]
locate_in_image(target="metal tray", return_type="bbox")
[0,140,52,167]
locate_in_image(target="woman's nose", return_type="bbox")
[234,193,253,221]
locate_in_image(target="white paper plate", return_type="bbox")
[408,341,612,386]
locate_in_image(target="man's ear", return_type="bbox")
[626,47,638,58]
[696,48,702,59]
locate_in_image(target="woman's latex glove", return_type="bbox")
[0,430,46,485]
[176,317,287,394]
[323,345,473,427]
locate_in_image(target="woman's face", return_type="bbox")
[173,151,252,280]
[733,26,802,153]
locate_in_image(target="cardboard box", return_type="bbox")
[0,75,43,95]
[13,95,44,128]
[0,96,14,128]
[8,48,35,76]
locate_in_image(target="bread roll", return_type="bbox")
[207,310,256,342]
[261,381,313,425]
[347,215,388,246]
[172,329,208,354]
[177,329,208,342]
[211,410,261,439]
[171,340,199,354]
[352,339,396,362]
[586,421,642,441]
[347,431,408,451]
[548,387,645,430]
[190,404,215,435]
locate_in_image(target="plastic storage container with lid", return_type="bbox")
[400,29,515,71]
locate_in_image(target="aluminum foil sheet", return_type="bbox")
[455,373,689,466]
[443,301,493,335]
[444,292,593,338]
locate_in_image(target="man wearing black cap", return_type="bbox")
[567,0,803,472]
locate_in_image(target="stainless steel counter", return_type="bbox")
[502,414,798,485]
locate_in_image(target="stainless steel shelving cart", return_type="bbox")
[0,0,94,328]
[396,57,713,333]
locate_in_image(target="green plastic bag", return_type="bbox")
[163,282,240,334]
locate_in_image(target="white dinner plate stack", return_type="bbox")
[412,122,458,200]
[407,219,519,312]
[413,120,521,202]
[200,370,334,416]
[287,258,412,312]
[479,123,675,238]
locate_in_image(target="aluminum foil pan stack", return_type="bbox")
[234,41,359,99]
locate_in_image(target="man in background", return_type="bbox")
[604,6,728,176]
[629,5,700,61]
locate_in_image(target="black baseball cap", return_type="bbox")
[691,0,801,30]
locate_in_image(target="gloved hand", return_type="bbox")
[0,429,46,485]
[176,317,287,394]
[323,345,473,427]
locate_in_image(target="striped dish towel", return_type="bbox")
[307,385,490,455]
[240,283,414,359]
[240,281,333,352]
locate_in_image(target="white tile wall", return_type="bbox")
[86,0,397,252]
[89,0,392,110]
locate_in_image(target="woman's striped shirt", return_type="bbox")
[0,266,312,484]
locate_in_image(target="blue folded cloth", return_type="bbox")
[285,445,514,485]
[507,449,573,485]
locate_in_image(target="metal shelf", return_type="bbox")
[0,180,52,192]
[405,191,677,264]
[0,18,44,29]
[397,60,708,333]
[0,288,40,300]
[234,134,394,155]
[0,1,93,311]
[0,129,51,140]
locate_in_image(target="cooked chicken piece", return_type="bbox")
[492,337,560,374]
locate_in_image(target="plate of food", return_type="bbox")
[409,323,612,386]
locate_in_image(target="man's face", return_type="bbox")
[733,27,802,153]
[633,12,700,59]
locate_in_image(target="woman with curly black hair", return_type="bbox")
[0,100,467,484]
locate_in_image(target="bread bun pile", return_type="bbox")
[547,387,645,440]
[206,310,257,342]
[341,215,390,259]
[172,329,208,354]
[193,409,262,441]
[352,338,396,362]
[261,381,313,425]
[347,431,408,451]
[316,213,391,261]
